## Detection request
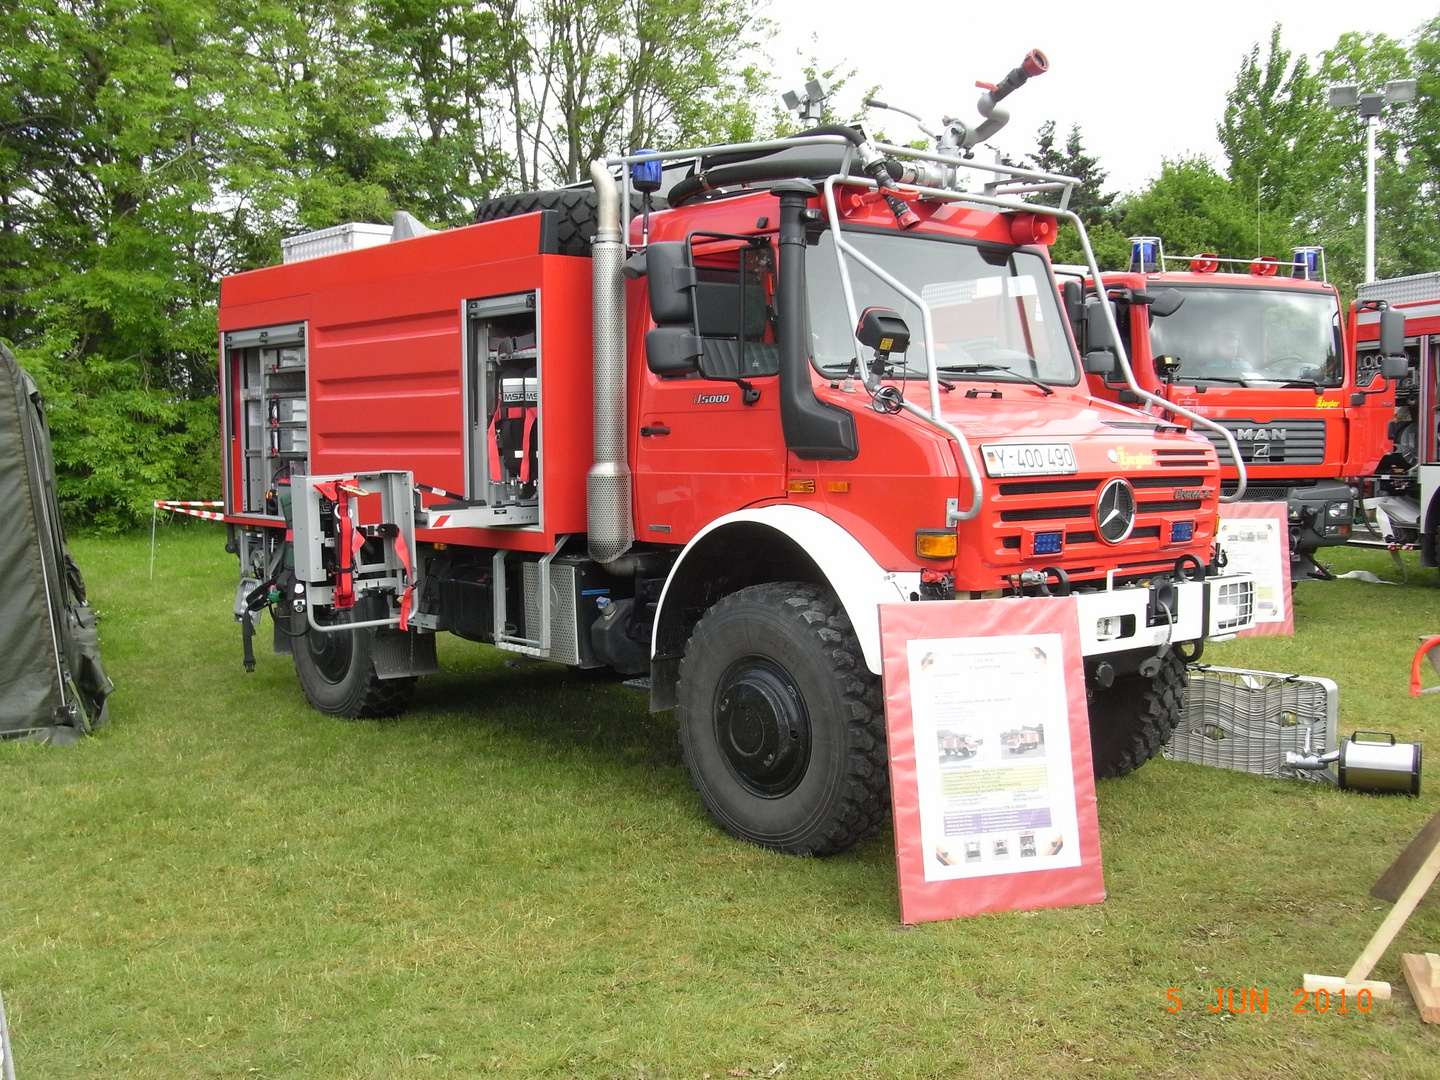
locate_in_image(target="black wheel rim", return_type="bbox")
[306,628,354,684]
[713,656,811,798]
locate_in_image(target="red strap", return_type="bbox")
[519,406,537,483]
[312,477,362,610]
[392,526,414,632]
[1410,636,1440,696]
[488,407,505,482]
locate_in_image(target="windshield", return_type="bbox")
[1150,286,1342,386]
[806,230,1079,385]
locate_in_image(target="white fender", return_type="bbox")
[653,504,920,674]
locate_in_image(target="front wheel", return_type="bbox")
[1085,650,1186,779]
[677,582,888,856]
[292,605,416,718]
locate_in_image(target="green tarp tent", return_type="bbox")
[0,343,111,742]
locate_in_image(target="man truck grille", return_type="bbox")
[1199,419,1326,466]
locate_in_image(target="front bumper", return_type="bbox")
[1073,573,1255,657]
[1287,480,1355,551]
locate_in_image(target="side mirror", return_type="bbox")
[1382,353,1408,380]
[646,241,696,324]
[1084,351,1118,375]
[646,325,701,376]
[1062,279,1084,340]
[856,307,910,354]
[1379,307,1406,371]
[1083,297,1116,351]
[1148,289,1185,319]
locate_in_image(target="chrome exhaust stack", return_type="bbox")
[586,161,634,566]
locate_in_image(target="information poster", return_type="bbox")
[879,597,1105,924]
[1216,501,1292,637]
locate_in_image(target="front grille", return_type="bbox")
[1137,498,1203,513]
[997,478,1100,496]
[1000,504,1094,523]
[1200,418,1327,466]
[1155,447,1214,468]
[1132,474,1207,489]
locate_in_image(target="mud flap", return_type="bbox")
[374,627,439,679]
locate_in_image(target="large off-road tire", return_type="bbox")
[473,189,665,257]
[291,606,415,719]
[1085,650,1187,779]
[677,582,888,856]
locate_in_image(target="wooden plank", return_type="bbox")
[1345,839,1440,985]
[1401,954,1440,1023]
[1372,808,1440,903]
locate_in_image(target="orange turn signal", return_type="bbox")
[788,479,816,494]
[916,530,958,559]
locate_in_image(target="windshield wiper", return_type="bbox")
[1181,375,1250,387]
[937,363,1055,396]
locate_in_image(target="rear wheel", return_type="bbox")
[1085,651,1186,779]
[677,582,888,856]
[292,604,415,718]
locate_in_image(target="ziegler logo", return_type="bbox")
[1107,445,1154,470]
[1234,427,1287,441]
[1173,487,1213,501]
[694,392,731,404]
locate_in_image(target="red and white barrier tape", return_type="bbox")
[152,500,226,521]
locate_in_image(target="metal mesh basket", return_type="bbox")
[1166,665,1338,780]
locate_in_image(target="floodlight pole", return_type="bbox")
[1365,111,1377,285]
[1328,79,1417,285]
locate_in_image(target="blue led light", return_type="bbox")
[1171,521,1195,543]
[1033,531,1064,555]
[631,150,662,193]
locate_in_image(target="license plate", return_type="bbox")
[980,442,1077,477]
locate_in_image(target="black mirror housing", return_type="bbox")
[856,307,910,354]
[1379,306,1406,364]
[1147,289,1185,319]
[1083,297,1116,351]
[1084,350,1117,375]
[646,241,696,324]
[646,325,701,375]
[1382,353,1409,380]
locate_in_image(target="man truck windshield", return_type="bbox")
[806,230,1079,386]
[1150,286,1342,387]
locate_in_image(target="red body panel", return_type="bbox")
[220,215,593,554]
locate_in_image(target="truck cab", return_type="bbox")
[1065,240,1392,578]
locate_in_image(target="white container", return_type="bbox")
[280,222,393,264]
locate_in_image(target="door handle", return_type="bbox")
[640,425,671,437]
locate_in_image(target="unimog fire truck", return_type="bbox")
[218,55,1256,856]
[1061,240,1401,579]
[1348,273,1440,559]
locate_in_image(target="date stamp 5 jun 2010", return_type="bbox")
[1165,988,1377,1014]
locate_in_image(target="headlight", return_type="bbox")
[1326,501,1351,520]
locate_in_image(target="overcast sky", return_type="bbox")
[760,0,1439,194]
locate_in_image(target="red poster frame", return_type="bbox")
[1219,501,1293,637]
[879,597,1105,924]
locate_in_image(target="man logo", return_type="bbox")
[1095,478,1136,544]
[693,393,731,404]
[1234,427,1286,441]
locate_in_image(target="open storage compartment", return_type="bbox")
[224,322,308,517]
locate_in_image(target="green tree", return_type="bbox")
[1121,157,1258,261]
[1022,121,1128,270]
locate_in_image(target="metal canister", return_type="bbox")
[1337,731,1422,795]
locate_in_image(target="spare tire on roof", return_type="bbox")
[472,189,667,258]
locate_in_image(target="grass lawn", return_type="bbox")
[4,524,1440,1078]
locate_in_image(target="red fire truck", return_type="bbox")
[1062,240,1401,579]
[218,56,1255,856]
[1348,273,1439,559]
